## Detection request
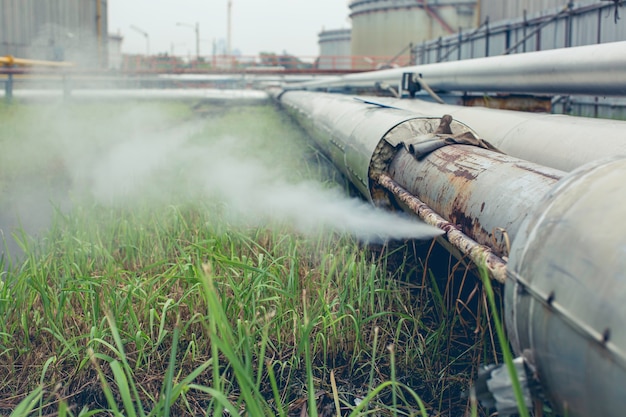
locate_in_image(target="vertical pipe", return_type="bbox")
[505,25,511,51]
[484,19,490,57]
[565,6,572,48]
[96,0,103,67]
[5,73,13,104]
[436,36,442,62]
[63,73,71,100]
[1,0,8,57]
[535,25,541,51]
[522,10,527,53]
[597,7,602,44]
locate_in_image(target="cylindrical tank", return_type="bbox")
[0,0,107,66]
[505,156,626,417]
[318,28,352,70]
[349,0,477,69]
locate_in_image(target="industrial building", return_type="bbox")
[0,0,108,67]
[320,0,624,68]
[349,0,478,67]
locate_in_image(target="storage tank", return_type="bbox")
[349,0,477,69]
[318,28,352,70]
[0,0,108,67]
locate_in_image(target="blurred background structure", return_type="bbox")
[1,0,625,115]
[0,0,108,67]
[1,0,623,71]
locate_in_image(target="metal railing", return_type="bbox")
[413,1,625,64]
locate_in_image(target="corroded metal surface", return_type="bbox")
[388,145,563,257]
[506,156,626,417]
[279,90,565,260]
[278,90,473,201]
[378,173,507,283]
[462,95,552,113]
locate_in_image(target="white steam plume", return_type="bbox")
[82,123,442,242]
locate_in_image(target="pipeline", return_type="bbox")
[276,90,562,258]
[352,96,626,173]
[0,56,73,68]
[286,41,626,97]
[275,89,626,417]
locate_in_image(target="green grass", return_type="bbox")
[0,100,503,415]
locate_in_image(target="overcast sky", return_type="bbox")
[109,0,352,58]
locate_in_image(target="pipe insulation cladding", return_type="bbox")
[506,156,626,417]
[277,90,563,258]
[358,96,626,173]
[276,89,626,417]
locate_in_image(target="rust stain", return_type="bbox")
[513,163,563,182]
[463,94,552,113]
[453,168,477,181]
[431,147,484,180]
[377,173,508,284]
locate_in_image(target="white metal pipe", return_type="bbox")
[360,96,626,172]
[506,156,626,417]
[289,41,626,97]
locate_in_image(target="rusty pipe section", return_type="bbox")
[377,173,507,283]
[386,145,562,256]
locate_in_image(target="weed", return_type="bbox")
[0,101,497,415]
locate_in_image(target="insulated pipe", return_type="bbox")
[277,91,563,258]
[287,41,626,97]
[506,157,626,417]
[277,89,626,417]
[356,96,626,172]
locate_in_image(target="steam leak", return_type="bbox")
[82,116,442,242]
[1,102,442,266]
